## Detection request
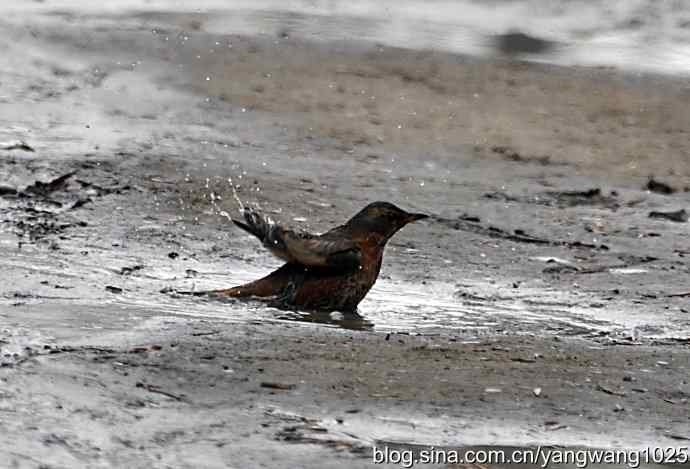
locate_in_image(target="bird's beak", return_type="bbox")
[406,212,429,223]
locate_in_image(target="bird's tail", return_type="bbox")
[208,274,285,298]
[190,264,295,300]
[162,263,295,302]
[162,281,275,298]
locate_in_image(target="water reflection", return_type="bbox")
[277,309,374,331]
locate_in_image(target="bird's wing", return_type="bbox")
[233,208,361,271]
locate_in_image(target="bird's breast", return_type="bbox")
[356,242,383,280]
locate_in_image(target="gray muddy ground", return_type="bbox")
[1,3,689,469]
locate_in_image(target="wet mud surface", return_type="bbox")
[1,3,690,468]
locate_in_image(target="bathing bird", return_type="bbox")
[205,201,427,312]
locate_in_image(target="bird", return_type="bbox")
[202,201,428,312]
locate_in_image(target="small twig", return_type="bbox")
[596,383,626,397]
[1,140,34,152]
[261,381,297,390]
[136,382,188,402]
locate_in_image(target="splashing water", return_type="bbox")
[202,174,246,224]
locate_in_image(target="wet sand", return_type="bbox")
[1,4,690,468]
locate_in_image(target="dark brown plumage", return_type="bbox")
[209,201,427,312]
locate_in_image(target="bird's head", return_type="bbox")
[346,201,428,241]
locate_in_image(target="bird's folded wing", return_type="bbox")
[281,232,361,270]
[233,208,361,270]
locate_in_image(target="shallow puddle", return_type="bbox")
[3,237,689,342]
